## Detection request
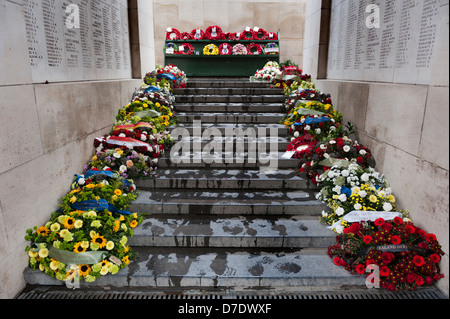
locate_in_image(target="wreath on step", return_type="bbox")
[267,32,278,40]
[179,32,192,40]
[165,28,181,40]
[247,43,263,55]
[226,32,240,40]
[218,43,232,55]
[203,44,219,55]
[177,43,195,55]
[264,42,279,55]
[190,28,205,40]
[232,43,247,55]
[204,25,225,40]
[254,28,268,40]
[163,43,178,55]
[239,29,256,40]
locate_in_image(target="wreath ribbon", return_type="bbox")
[71,199,131,215]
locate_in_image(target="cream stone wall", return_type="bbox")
[304,0,449,296]
[152,0,306,69]
[0,0,144,298]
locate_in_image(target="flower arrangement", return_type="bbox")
[204,25,225,40]
[203,43,219,55]
[25,64,187,284]
[247,42,263,55]
[177,43,194,55]
[165,28,181,40]
[328,217,445,291]
[239,29,256,40]
[288,114,348,142]
[254,27,268,40]
[250,61,282,82]
[232,43,247,55]
[218,43,232,55]
[270,61,445,292]
[298,136,376,184]
[226,32,240,40]
[190,28,205,40]
[86,150,157,179]
[164,43,177,55]
[25,171,143,283]
[264,42,279,55]
[179,32,192,40]
[285,133,318,160]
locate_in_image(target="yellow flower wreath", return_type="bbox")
[203,43,219,55]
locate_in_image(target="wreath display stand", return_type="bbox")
[164,27,280,77]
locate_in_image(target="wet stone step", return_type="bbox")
[176,112,285,124]
[23,249,366,288]
[186,80,272,88]
[168,123,290,136]
[176,95,285,103]
[155,152,298,169]
[129,190,325,215]
[134,168,313,190]
[129,217,336,249]
[168,136,290,151]
[174,103,284,113]
[174,87,283,96]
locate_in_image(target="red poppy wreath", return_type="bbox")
[247,43,263,55]
[179,32,192,40]
[190,28,205,40]
[204,25,225,40]
[239,29,256,40]
[254,28,268,40]
[178,43,195,55]
[165,28,181,40]
[218,43,232,55]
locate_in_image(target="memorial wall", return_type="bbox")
[327,0,440,84]
[23,0,132,83]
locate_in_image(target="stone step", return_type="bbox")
[176,94,285,104]
[168,136,290,152]
[129,189,325,215]
[174,87,283,96]
[174,103,284,113]
[134,168,314,190]
[168,123,289,136]
[176,112,285,124]
[23,248,366,289]
[156,152,298,169]
[187,78,270,88]
[129,216,336,248]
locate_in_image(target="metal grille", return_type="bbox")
[17,288,447,300]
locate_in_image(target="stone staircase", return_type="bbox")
[23,77,367,296]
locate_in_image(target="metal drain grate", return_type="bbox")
[17,288,447,300]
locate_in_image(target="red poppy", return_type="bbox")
[406,272,417,283]
[391,235,401,245]
[363,235,373,244]
[430,253,441,263]
[333,256,342,266]
[413,255,425,267]
[393,217,403,225]
[406,225,415,234]
[425,233,437,242]
[374,218,385,227]
[415,276,424,286]
[356,264,366,275]
[380,266,390,277]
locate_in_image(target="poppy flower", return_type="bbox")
[413,255,425,267]
[374,218,385,227]
[356,264,366,275]
[380,266,390,277]
[363,235,373,244]
[430,254,441,263]
[391,235,401,245]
